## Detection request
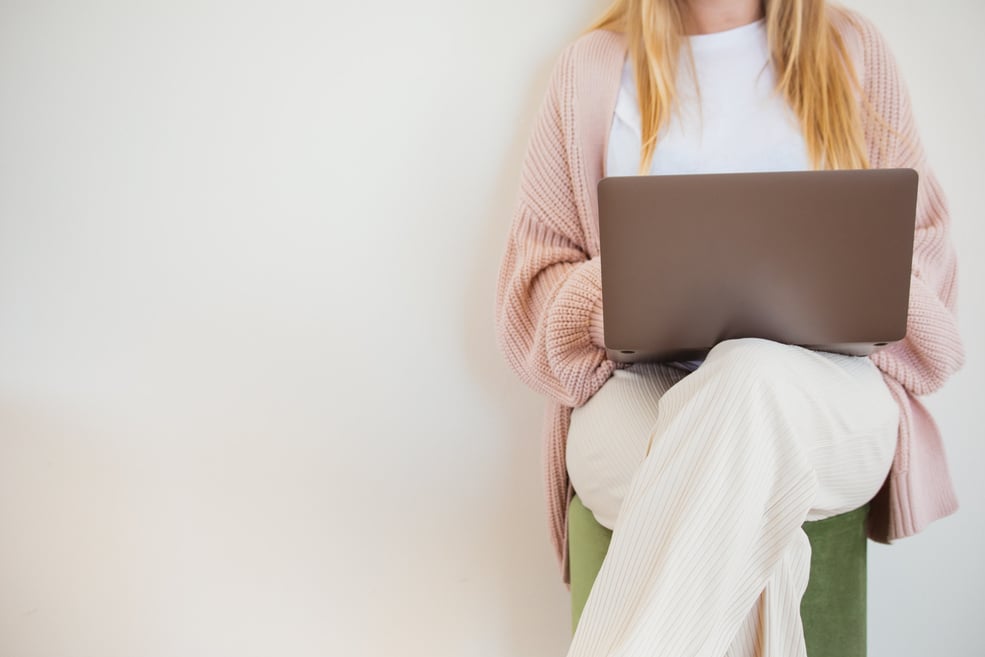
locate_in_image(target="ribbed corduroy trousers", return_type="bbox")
[564,337,899,657]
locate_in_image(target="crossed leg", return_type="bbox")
[564,337,899,657]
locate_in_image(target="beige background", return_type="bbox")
[0,1,981,655]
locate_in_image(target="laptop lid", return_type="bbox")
[597,168,918,364]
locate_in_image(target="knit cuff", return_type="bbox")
[545,255,613,404]
[867,271,965,396]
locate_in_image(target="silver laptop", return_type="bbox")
[597,168,919,364]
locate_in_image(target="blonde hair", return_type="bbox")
[582,0,904,173]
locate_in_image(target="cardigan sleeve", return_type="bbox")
[494,48,622,409]
[860,20,966,396]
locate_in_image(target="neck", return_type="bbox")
[682,0,765,35]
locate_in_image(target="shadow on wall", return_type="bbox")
[458,49,576,654]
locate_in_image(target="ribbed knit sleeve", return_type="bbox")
[495,48,621,409]
[854,16,967,396]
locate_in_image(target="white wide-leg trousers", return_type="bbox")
[564,337,899,657]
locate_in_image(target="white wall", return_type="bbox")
[0,1,980,656]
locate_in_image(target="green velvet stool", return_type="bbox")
[569,493,870,657]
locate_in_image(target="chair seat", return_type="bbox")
[568,493,869,657]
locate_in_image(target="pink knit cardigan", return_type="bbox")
[494,7,966,589]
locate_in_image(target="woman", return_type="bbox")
[494,1,966,655]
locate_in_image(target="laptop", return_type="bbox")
[597,168,919,364]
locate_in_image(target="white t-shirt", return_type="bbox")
[605,16,810,372]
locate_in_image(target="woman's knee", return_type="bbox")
[707,336,794,362]
[701,336,801,388]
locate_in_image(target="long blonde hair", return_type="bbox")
[582,0,902,173]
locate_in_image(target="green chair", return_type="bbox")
[569,493,870,657]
